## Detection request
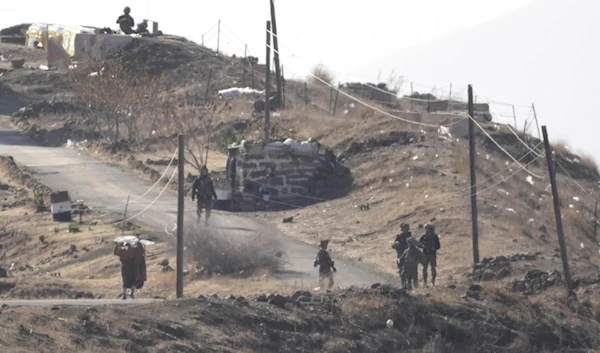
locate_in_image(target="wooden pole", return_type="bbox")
[512,105,518,130]
[541,125,573,295]
[448,82,452,101]
[176,134,185,298]
[468,84,480,265]
[270,0,282,107]
[264,21,272,143]
[122,194,130,235]
[333,85,340,115]
[532,103,541,140]
[216,19,221,54]
[201,34,204,46]
[281,65,286,108]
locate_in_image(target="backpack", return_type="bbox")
[317,249,333,267]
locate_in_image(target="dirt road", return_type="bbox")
[0,299,161,307]
[0,118,394,290]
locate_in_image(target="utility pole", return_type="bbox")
[304,82,308,106]
[176,135,185,298]
[328,86,333,114]
[468,84,480,265]
[512,105,517,130]
[270,0,282,108]
[448,82,452,101]
[264,21,271,142]
[333,85,340,115]
[242,44,247,86]
[541,125,573,295]
[216,19,221,54]
[532,103,541,140]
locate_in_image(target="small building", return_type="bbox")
[222,138,351,210]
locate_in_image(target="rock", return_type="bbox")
[10,59,25,69]
[255,294,268,302]
[512,269,562,295]
[229,295,236,300]
[267,294,289,309]
[161,265,173,272]
[291,290,312,302]
[282,216,293,223]
[370,283,381,289]
[468,284,483,292]
[0,267,7,278]
[159,259,169,267]
[0,184,9,191]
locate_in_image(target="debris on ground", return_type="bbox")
[511,269,562,295]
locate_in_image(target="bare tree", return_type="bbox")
[159,97,230,173]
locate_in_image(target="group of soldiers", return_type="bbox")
[311,222,441,291]
[392,223,441,290]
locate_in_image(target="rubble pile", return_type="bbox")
[470,252,541,281]
[511,269,562,295]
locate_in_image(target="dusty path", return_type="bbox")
[0,117,394,292]
[0,299,161,307]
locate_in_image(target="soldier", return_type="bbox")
[191,166,218,224]
[392,223,412,280]
[420,223,441,287]
[314,239,336,291]
[116,7,135,35]
[399,237,425,290]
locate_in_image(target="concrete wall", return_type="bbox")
[74,33,133,62]
[231,141,333,200]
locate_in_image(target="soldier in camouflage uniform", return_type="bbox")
[399,237,425,290]
[392,223,413,279]
[420,223,441,287]
[191,166,218,224]
[314,239,336,290]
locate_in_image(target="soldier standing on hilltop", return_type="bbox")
[399,237,425,291]
[420,224,441,287]
[392,223,413,282]
[314,239,336,291]
[192,166,218,224]
[116,7,136,35]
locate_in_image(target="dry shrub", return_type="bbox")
[578,152,599,173]
[309,64,335,85]
[551,140,570,156]
[185,222,285,276]
[452,144,469,176]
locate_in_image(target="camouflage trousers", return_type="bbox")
[422,253,437,285]
[401,265,419,290]
[318,271,334,290]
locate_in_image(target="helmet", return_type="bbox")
[124,6,131,13]
[319,239,330,249]
[400,222,410,231]
[425,223,435,232]
[200,166,208,176]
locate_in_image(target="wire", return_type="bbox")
[112,167,177,225]
[201,21,219,37]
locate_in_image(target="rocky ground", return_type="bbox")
[1,285,600,353]
[2,35,600,352]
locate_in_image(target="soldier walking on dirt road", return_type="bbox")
[420,223,441,287]
[314,239,336,291]
[192,166,218,225]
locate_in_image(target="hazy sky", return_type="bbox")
[2,0,598,161]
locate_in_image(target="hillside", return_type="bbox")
[1,34,600,352]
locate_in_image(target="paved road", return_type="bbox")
[0,116,393,291]
[0,299,162,307]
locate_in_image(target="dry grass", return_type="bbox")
[551,140,570,155]
[578,151,599,172]
[309,63,335,85]
[185,222,285,276]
